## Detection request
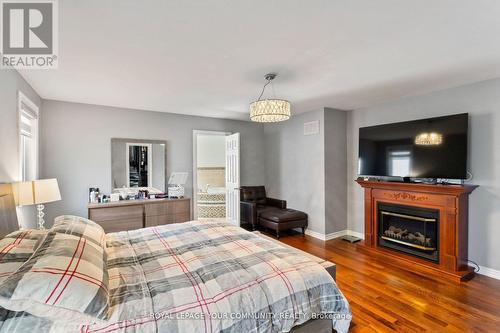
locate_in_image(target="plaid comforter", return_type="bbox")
[0,221,351,333]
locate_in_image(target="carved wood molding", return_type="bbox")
[383,192,429,202]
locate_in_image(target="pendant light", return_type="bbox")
[249,73,291,122]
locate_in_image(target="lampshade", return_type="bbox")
[12,181,34,206]
[249,99,291,122]
[33,179,61,204]
[249,73,291,123]
[11,179,61,206]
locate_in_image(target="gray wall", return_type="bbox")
[324,108,347,234]
[40,100,266,225]
[264,109,326,234]
[0,70,42,228]
[347,78,500,271]
[197,135,226,167]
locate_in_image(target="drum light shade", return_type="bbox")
[249,99,291,122]
[250,73,291,123]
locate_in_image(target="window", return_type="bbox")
[18,92,39,182]
[388,150,411,177]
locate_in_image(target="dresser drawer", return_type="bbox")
[145,215,175,227]
[174,212,190,223]
[145,212,190,227]
[174,200,190,214]
[89,205,143,222]
[144,202,174,216]
[95,218,143,233]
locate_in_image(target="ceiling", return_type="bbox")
[19,0,500,120]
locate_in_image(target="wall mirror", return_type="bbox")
[111,138,167,192]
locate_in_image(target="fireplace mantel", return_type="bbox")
[356,179,478,282]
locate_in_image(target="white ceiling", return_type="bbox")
[19,0,500,120]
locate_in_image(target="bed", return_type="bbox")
[0,188,351,333]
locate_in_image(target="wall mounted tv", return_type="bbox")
[358,113,468,180]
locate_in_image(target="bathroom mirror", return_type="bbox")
[111,138,167,192]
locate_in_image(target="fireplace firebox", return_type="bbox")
[377,203,439,262]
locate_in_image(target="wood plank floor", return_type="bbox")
[275,232,500,333]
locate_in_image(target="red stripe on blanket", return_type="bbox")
[32,268,107,293]
[52,238,87,305]
[108,248,239,280]
[166,266,299,315]
[33,266,105,287]
[45,236,82,304]
[218,227,299,315]
[94,266,305,332]
[0,230,31,260]
[90,259,318,333]
[152,227,212,333]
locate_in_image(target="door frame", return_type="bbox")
[192,130,231,220]
[225,133,241,226]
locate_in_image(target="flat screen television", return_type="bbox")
[358,113,468,179]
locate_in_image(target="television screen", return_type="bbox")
[358,113,468,179]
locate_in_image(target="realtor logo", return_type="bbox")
[1,0,58,69]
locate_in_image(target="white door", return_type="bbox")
[225,133,240,226]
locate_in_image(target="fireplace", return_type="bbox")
[377,203,439,262]
[356,179,478,282]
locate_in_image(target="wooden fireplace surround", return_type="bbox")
[356,179,478,282]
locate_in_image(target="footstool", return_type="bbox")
[258,208,308,238]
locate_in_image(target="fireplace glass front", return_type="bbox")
[377,203,439,263]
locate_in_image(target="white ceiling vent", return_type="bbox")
[303,120,320,136]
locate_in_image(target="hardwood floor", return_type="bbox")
[276,232,500,333]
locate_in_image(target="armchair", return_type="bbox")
[240,186,286,230]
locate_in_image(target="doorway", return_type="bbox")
[193,131,229,220]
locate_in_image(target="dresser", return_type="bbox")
[87,198,191,233]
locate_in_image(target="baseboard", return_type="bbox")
[471,265,500,280]
[346,230,365,239]
[305,229,365,241]
[325,230,348,240]
[304,229,334,241]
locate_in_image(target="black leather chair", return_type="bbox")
[240,186,286,230]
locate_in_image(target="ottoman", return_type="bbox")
[259,208,308,238]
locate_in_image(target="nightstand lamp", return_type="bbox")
[12,179,61,230]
